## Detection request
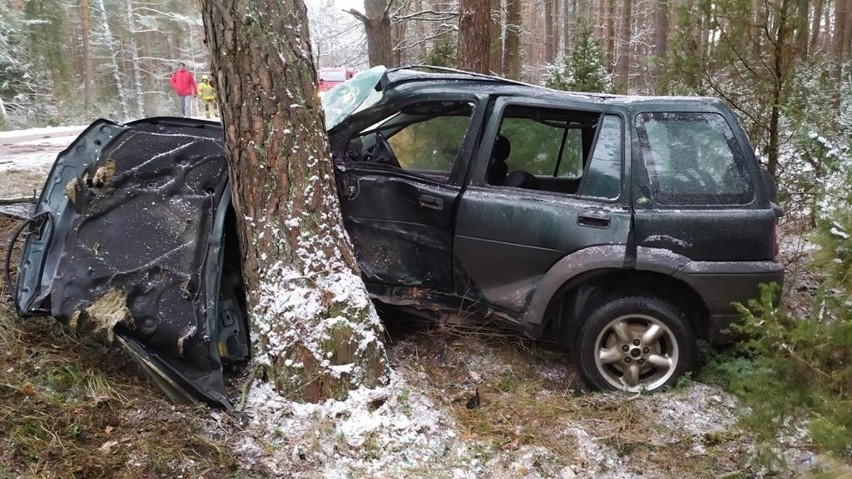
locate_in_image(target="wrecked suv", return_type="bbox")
[10,66,783,406]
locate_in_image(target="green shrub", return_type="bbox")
[700,258,851,461]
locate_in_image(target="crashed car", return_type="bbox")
[9,66,783,407]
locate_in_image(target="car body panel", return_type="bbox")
[15,118,237,407]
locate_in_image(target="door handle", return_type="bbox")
[418,194,444,210]
[578,211,610,228]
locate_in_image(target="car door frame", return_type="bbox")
[454,95,634,328]
[332,91,490,293]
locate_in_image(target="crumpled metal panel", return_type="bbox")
[17,119,232,406]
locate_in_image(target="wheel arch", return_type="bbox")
[540,269,711,348]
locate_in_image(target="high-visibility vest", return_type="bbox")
[197,82,216,101]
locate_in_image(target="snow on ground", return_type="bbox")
[0,124,86,141]
[0,140,68,172]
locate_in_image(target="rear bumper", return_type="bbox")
[674,260,784,343]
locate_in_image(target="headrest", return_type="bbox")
[493,134,511,161]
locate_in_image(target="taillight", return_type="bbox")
[772,218,779,260]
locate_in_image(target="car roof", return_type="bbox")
[382,66,726,112]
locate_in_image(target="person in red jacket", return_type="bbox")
[170,62,196,117]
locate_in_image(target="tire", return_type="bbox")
[574,296,696,393]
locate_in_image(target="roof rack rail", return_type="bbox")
[384,64,541,90]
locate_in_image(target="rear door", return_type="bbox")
[454,97,631,314]
[631,110,776,262]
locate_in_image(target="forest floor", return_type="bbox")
[1,135,849,478]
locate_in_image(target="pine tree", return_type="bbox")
[546,20,611,93]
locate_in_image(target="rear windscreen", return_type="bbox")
[635,112,753,205]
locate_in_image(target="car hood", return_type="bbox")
[13,117,238,408]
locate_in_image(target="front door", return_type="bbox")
[337,99,481,291]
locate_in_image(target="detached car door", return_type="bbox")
[13,118,238,407]
[454,97,631,323]
[335,97,483,292]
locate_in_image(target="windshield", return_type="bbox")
[322,66,386,130]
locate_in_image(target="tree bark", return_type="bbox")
[605,0,615,73]
[458,0,490,73]
[125,0,145,118]
[502,0,520,79]
[562,0,573,56]
[794,0,809,58]
[490,0,502,74]
[836,0,849,105]
[810,0,823,55]
[653,0,667,77]
[80,0,94,116]
[616,0,631,92]
[545,0,555,63]
[95,0,129,120]
[200,0,390,402]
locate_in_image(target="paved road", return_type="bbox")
[0,126,85,145]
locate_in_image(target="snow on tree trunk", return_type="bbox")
[124,0,145,119]
[95,0,129,120]
[80,0,94,116]
[200,0,390,402]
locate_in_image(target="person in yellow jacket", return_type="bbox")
[197,75,218,118]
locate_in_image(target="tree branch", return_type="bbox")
[346,8,368,24]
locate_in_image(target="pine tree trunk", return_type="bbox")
[200,0,389,402]
[458,0,490,73]
[835,0,849,106]
[605,0,615,73]
[545,0,555,63]
[616,0,631,92]
[125,0,145,118]
[811,0,824,54]
[96,0,129,120]
[79,0,93,116]
[653,0,667,81]
[562,0,573,56]
[795,0,809,58]
[502,0,521,79]
[490,0,502,74]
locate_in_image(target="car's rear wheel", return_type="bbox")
[574,296,696,393]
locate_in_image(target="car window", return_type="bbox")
[578,115,622,199]
[487,104,621,199]
[499,117,584,178]
[636,112,753,205]
[345,101,474,183]
[387,112,472,175]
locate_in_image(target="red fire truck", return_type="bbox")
[318,67,355,95]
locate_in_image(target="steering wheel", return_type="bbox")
[372,131,401,168]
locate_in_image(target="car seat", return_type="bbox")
[504,170,540,190]
[487,134,510,185]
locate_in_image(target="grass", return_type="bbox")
[0,216,259,479]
